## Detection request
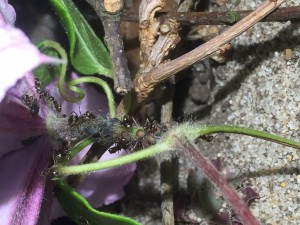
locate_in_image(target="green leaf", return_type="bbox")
[50,0,112,77]
[55,179,141,225]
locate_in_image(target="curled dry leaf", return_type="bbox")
[139,0,165,63]
[143,18,180,72]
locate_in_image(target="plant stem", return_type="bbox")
[84,0,133,95]
[194,125,300,149]
[121,6,300,25]
[55,142,170,175]
[134,0,286,102]
[174,136,260,225]
[68,76,116,117]
[59,137,94,166]
[54,123,300,175]
[160,79,177,225]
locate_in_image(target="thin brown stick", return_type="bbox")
[84,0,133,95]
[175,136,261,225]
[121,6,300,25]
[134,0,286,102]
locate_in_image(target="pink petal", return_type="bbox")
[0,75,45,154]
[77,150,136,207]
[0,0,16,25]
[0,24,64,102]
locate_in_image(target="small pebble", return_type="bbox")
[280,181,287,188]
[283,48,293,61]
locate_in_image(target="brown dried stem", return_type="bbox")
[121,6,300,25]
[175,136,260,225]
[134,0,286,102]
[84,0,133,95]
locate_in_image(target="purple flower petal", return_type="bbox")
[0,136,52,225]
[0,73,53,225]
[76,150,136,207]
[0,23,64,102]
[0,74,45,154]
[0,0,16,25]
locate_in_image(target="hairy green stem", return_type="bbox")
[39,40,86,102]
[54,124,300,175]
[55,143,170,175]
[194,125,300,149]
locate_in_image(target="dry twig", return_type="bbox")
[134,0,286,102]
[121,6,300,25]
[84,0,133,95]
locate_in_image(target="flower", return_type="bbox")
[0,4,63,101]
[0,1,136,224]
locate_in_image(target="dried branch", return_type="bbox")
[175,136,260,225]
[121,6,300,25]
[84,0,133,95]
[134,0,286,102]
[142,18,180,72]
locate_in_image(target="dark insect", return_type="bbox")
[21,94,40,116]
[144,119,161,136]
[108,131,131,153]
[34,78,62,113]
[81,111,96,121]
[68,111,96,127]
[68,113,80,127]
[48,96,62,112]
[21,136,38,146]
[121,115,133,128]
[198,135,214,142]
[53,140,71,164]
[39,90,49,98]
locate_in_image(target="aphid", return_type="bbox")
[145,134,156,145]
[78,216,89,225]
[39,90,49,98]
[136,129,145,139]
[30,101,39,116]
